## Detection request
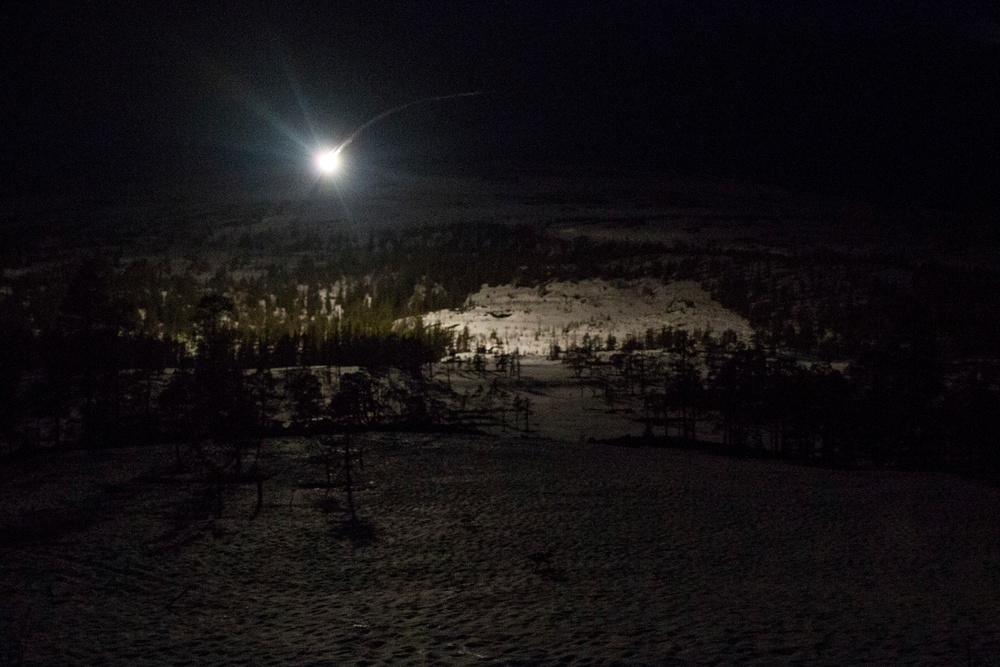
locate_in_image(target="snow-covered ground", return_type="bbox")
[1,432,997,666]
[421,279,753,356]
[4,172,999,665]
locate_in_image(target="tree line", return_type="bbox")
[2,220,999,477]
[563,329,1000,475]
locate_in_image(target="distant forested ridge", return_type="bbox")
[0,219,998,478]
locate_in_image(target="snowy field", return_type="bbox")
[2,431,998,666]
[442,358,656,443]
[3,173,999,665]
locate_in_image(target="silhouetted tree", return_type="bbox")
[809,363,854,465]
[158,365,196,467]
[248,368,281,434]
[847,341,942,467]
[665,353,704,443]
[330,371,377,429]
[58,256,127,447]
[0,331,24,452]
[709,347,768,450]
[324,371,382,528]
[942,373,1000,472]
[287,368,324,432]
[512,395,533,432]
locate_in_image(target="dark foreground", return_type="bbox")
[2,433,998,666]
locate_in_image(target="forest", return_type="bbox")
[1,216,998,481]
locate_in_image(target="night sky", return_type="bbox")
[3,1,998,208]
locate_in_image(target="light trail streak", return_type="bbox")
[315,91,489,174]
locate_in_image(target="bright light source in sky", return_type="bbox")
[315,149,341,175]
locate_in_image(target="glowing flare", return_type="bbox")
[332,91,487,157]
[313,91,489,174]
[315,149,341,174]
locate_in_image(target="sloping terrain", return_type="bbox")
[422,279,752,356]
[2,432,998,666]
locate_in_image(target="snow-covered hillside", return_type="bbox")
[2,435,997,665]
[420,278,753,355]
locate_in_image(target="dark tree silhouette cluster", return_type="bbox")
[568,331,999,475]
[1,219,998,482]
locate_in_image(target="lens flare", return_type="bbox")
[312,91,490,175]
[332,91,488,158]
[315,149,341,175]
